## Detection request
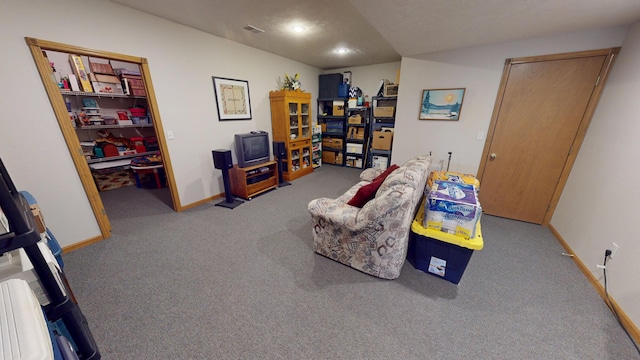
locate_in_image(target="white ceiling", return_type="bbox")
[111,0,640,70]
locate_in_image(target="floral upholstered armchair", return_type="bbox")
[308,155,431,279]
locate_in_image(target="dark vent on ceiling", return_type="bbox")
[243,25,265,34]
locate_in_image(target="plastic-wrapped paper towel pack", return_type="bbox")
[424,180,481,239]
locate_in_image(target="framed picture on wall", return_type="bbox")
[419,88,466,121]
[212,77,252,121]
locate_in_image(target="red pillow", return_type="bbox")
[347,165,399,208]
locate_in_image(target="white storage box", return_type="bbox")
[0,279,54,360]
[346,143,363,154]
[372,155,388,170]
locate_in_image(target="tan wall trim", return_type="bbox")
[548,224,640,345]
[180,193,224,211]
[62,193,224,250]
[62,235,104,254]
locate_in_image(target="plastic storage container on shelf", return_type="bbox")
[0,279,55,360]
[407,199,483,284]
[129,107,146,117]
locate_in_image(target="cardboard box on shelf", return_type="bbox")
[95,73,120,83]
[348,114,362,124]
[91,81,124,95]
[383,84,399,97]
[332,100,344,116]
[347,126,365,140]
[131,88,147,97]
[122,76,144,87]
[29,204,46,234]
[322,151,343,164]
[322,151,334,164]
[373,106,394,117]
[322,137,343,149]
[89,61,115,75]
[372,130,393,150]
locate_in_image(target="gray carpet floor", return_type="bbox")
[62,165,639,359]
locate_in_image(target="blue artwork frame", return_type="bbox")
[419,88,466,121]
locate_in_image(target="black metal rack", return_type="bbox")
[367,96,397,169]
[0,158,100,360]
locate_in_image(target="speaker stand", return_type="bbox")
[276,157,291,187]
[215,167,244,209]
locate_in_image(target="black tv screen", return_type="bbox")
[235,132,270,168]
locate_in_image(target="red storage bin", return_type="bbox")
[130,137,146,154]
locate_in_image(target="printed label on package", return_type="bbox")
[428,256,447,276]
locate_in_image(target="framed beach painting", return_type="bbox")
[212,77,252,120]
[419,88,466,121]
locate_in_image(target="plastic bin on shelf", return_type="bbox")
[0,279,54,360]
[407,200,483,284]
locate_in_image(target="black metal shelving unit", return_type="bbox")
[345,107,369,169]
[367,96,397,169]
[317,97,348,166]
[0,158,101,360]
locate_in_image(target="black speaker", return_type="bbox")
[272,141,291,187]
[319,73,343,98]
[212,149,233,170]
[273,141,286,158]
[212,149,243,209]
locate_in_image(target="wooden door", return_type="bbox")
[478,49,619,224]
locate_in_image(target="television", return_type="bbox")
[234,131,271,168]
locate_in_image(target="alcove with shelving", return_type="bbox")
[27,37,177,240]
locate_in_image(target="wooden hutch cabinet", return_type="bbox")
[269,90,313,181]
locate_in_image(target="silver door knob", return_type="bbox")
[490,153,497,160]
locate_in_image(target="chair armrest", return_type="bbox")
[308,198,361,230]
[360,168,383,182]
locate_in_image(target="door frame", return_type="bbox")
[477,48,620,225]
[25,37,180,241]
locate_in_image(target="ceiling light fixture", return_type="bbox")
[291,25,306,33]
[335,48,349,55]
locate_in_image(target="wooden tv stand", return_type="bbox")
[229,160,278,200]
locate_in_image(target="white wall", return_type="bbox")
[0,0,320,247]
[394,24,640,331]
[552,21,640,328]
[393,27,628,172]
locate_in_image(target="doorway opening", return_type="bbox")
[26,37,180,246]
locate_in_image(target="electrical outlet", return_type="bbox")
[167,130,175,140]
[609,242,619,258]
[476,131,485,140]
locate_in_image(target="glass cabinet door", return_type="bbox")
[300,103,310,139]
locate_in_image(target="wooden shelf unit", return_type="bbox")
[229,160,278,200]
[269,90,313,181]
